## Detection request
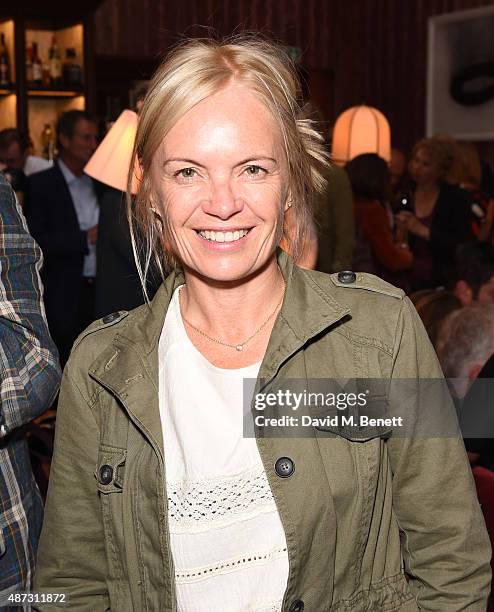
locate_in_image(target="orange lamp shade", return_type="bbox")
[332,105,391,165]
[84,109,141,194]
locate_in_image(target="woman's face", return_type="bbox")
[408,147,441,186]
[151,82,289,282]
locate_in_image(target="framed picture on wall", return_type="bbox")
[426,5,494,141]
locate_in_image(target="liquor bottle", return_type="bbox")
[32,42,43,86]
[49,36,62,86]
[0,33,10,86]
[41,124,55,162]
[62,48,83,87]
[25,44,33,84]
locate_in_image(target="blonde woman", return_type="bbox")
[34,38,490,611]
[396,137,473,290]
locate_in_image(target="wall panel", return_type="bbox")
[94,0,494,150]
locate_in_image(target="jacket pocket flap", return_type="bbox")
[316,422,392,442]
[313,394,392,441]
[95,444,127,494]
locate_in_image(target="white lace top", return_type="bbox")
[158,287,289,612]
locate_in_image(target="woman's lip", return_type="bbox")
[194,227,253,232]
[195,228,252,248]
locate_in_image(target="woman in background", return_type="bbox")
[397,137,473,290]
[346,153,412,285]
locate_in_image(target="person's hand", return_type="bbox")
[87,225,98,244]
[396,211,430,240]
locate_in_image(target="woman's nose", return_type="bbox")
[203,179,243,219]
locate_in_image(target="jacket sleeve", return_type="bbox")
[0,177,61,438]
[386,296,491,611]
[33,364,110,611]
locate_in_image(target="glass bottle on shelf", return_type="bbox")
[49,35,62,86]
[0,33,11,86]
[41,124,55,162]
[62,48,83,87]
[26,44,33,85]
[42,63,50,87]
[32,42,43,86]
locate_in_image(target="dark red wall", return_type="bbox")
[94,0,494,152]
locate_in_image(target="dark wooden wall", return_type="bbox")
[94,0,333,68]
[93,0,494,152]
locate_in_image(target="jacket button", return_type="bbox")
[275,456,295,478]
[99,464,113,485]
[337,270,356,284]
[102,311,121,324]
[289,600,304,612]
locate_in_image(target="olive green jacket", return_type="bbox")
[34,252,491,611]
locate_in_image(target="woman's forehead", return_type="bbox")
[157,84,285,158]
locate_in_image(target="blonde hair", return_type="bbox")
[411,137,454,182]
[128,35,329,293]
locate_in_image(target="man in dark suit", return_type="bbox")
[25,110,100,366]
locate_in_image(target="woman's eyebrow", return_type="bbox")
[163,158,205,167]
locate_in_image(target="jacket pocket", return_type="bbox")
[94,444,127,494]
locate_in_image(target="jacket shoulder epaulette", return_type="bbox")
[329,271,405,300]
[72,310,130,351]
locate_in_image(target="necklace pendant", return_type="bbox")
[236,344,244,351]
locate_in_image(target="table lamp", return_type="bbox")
[332,105,391,166]
[85,109,141,194]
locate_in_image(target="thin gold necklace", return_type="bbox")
[180,277,285,352]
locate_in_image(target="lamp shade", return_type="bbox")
[84,109,141,194]
[332,105,391,165]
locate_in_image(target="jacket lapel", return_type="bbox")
[89,268,184,456]
[258,252,350,385]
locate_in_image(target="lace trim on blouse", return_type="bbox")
[167,466,277,533]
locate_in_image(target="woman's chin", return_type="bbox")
[184,255,276,284]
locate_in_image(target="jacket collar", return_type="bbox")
[120,250,349,356]
[89,251,350,454]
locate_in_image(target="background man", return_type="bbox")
[25,110,101,366]
[0,129,51,177]
[0,175,61,606]
[452,241,494,305]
